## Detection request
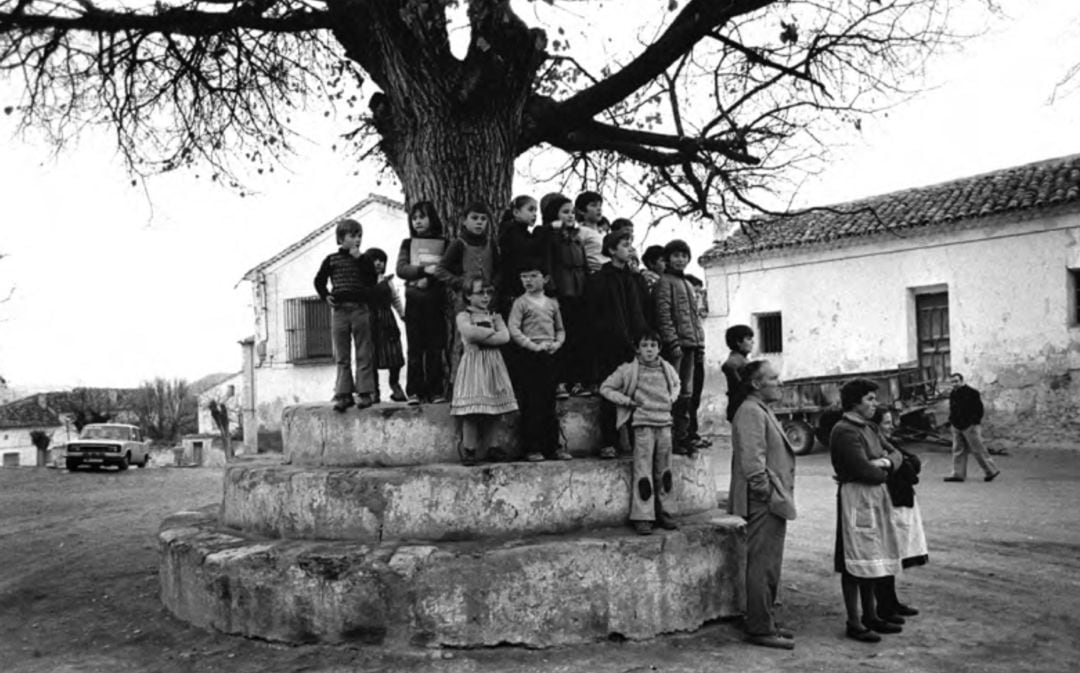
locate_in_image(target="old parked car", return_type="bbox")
[65,423,150,471]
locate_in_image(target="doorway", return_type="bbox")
[915,292,951,387]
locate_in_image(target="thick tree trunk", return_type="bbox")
[391,110,517,235]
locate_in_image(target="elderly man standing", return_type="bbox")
[728,360,797,649]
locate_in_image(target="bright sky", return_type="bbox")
[1,0,1078,391]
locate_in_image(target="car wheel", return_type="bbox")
[137,454,149,468]
[65,459,80,472]
[783,419,816,456]
[118,453,130,471]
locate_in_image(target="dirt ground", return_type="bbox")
[2,443,1079,673]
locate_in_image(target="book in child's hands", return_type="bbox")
[410,238,446,266]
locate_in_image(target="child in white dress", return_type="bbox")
[451,275,518,465]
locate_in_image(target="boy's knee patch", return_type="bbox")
[660,470,673,493]
[638,478,653,502]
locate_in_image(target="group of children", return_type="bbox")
[315,191,711,535]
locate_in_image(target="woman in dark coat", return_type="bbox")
[830,378,905,643]
[872,408,927,621]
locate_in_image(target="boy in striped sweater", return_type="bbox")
[313,218,378,411]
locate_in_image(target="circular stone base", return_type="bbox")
[221,453,721,542]
[159,506,746,648]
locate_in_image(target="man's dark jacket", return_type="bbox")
[949,384,984,430]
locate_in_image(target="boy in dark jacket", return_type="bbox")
[314,218,378,411]
[586,230,653,457]
[653,239,704,454]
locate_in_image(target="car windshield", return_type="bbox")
[80,426,131,441]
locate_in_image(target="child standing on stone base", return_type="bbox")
[508,259,570,462]
[313,218,378,411]
[685,273,710,450]
[600,331,681,535]
[364,248,407,403]
[586,230,654,458]
[542,193,590,399]
[451,275,518,466]
[575,191,606,274]
[653,239,704,455]
[395,201,447,405]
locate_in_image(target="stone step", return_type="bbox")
[282,397,608,467]
[222,452,722,542]
[159,506,746,648]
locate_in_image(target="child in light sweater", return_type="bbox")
[599,331,682,535]
[508,259,569,462]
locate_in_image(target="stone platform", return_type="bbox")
[282,398,603,466]
[222,453,719,542]
[160,399,743,648]
[159,506,745,648]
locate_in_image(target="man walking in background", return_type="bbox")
[944,373,1001,483]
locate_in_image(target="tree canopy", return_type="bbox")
[0,0,988,224]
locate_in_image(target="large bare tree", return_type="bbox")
[0,0,985,226]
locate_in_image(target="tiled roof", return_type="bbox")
[701,153,1080,263]
[241,193,405,281]
[0,398,61,429]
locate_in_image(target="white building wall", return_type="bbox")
[197,374,243,436]
[703,210,1080,444]
[248,199,406,437]
[0,425,61,467]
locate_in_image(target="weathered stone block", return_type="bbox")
[159,507,746,648]
[282,398,604,467]
[221,452,722,542]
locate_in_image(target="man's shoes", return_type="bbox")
[389,383,407,403]
[487,446,508,463]
[893,603,919,617]
[775,626,795,639]
[525,452,545,462]
[406,395,421,406]
[332,396,354,412]
[633,521,653,535]
[655,512,680,530]
[863,618,902,634]
[985,470,1001,482]
[555,383,570,400]
[554,449,573,460]
[746,634,794,650]
[845,624,881,643]
[878,613,906,625]
[943,476,965,482]
[356,393,374,409]
[599,446,617,459]
[430,395,448,404]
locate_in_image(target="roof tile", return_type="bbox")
[702,153,1080,263]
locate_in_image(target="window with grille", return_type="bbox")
[1070,270,1080,326]
[756,312,783,353]
[284,296,333,363]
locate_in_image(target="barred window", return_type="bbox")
[284,297,333,363]
[1070,269,1080,326]
[756,312,783,354]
